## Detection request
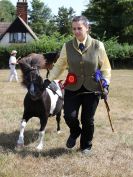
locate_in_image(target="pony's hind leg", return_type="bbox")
[56,110,61,134]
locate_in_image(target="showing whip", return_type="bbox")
[98,79,114,132]
[94,70,114,132]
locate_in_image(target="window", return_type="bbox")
[9,33,26,43]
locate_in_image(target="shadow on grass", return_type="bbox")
[0,130,71,158]
[0,129,38,150]
[14,147,72,159]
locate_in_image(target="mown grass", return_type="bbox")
[0,69,133,177]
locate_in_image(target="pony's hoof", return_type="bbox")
[36,145,43,152]
[15,143,24,151]
[57,130,61,134]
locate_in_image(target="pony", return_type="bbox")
[16,52,64,151]
[18,52,59,79]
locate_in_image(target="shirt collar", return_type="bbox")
[76,35,88,46]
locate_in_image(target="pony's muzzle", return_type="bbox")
[29,83,35,96]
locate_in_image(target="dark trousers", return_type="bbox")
[64,86,99,149]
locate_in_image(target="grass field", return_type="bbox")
[0,69,133,177]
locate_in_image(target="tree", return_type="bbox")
[55,7,75,35]
[29,0,55,36]
[83,0,133,43]
[0,0,16,22]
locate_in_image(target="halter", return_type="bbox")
[29,67,40,82]
[27,67,44,100]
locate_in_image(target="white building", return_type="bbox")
[0,0,38,46]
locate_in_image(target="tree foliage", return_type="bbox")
[29,0,56,36]
[0,0,16,22]
[83,0,133,43]
[54,6,76,35]
[29,1,76,36]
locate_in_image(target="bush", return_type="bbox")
[0,32,72,68]
[104,37,133,68]
[104,37,133,59]
[0,34,132,69]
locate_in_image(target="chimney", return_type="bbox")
[16,0,28,23]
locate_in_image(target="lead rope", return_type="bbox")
[46,69,49,79]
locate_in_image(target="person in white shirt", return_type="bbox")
[8,50,18,82]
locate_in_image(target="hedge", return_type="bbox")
[0,34,133,69]
[0,32,72,68]
[104,38,133,68]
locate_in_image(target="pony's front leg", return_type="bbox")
[17,119,27,147]
[36,116,48,151]
[36,130,45,151]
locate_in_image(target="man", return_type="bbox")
[49,15,111,154]
[8,50,18,82]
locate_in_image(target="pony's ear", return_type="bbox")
[43,52,59,64]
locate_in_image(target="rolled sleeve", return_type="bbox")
[99,42,111,84]
[49,44,68,81]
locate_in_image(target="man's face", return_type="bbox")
[72,21,89,42]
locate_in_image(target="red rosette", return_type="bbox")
[67,73,77,84]
[62,73,77,88]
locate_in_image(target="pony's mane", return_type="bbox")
[18,52,59,87]
[43,52,59,64]
[18,53,45,86]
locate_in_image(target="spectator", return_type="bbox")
[8,50,18,82]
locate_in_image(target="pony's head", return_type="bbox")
[18,52,60,99]
[24,68,44,100]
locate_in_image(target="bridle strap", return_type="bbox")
[29,67,40,82]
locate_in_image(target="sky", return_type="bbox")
[11,0,89,15]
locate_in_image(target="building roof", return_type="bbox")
[0,16,38,40]
[0,22,11,36]
[18,16,38,40]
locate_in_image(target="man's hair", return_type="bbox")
[72,16,90,27]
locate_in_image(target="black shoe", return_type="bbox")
[66,135,77,148]
[80,141,92,151]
